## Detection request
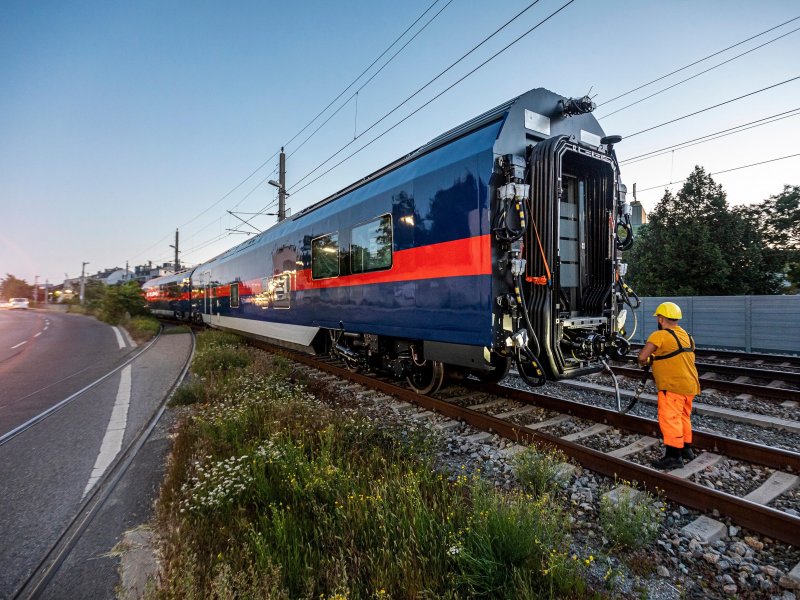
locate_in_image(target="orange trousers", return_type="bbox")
[657,391,694,448]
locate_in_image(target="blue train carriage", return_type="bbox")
[190,87,633,393]
[142,269,194,319]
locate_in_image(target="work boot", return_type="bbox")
[651,446,683,470]
[680,444,695,461]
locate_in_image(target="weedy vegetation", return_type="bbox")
[126,316,161,342]
[598,485,664,551]
[513,445,570,497]
[151,330,622,599]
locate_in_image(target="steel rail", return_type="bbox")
[260,344,800,546]
[13,327,196,599]
[0,330,161,448]
[694,362,800,385]
[629,344,800,367]
[612,365,799,401]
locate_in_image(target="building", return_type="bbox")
[629,200,647,232]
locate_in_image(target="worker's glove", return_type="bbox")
[644,356,653,367]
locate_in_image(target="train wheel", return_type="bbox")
[406,360,445,395]
[342,355,360,373]
[476,353,511,384]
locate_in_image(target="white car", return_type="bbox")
[9,298,29,309]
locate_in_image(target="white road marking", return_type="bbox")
[83,365,132,498]
[11,341,27,349]
[112,326,126,349]
[121,327,137,348]
[43,326,49,331]
[34,332,42,337]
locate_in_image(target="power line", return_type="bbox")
[290,0,576,197]
[620,107,800,165]
[624,75,800,139]
[130,2,446,264]
[287,0,455,160]
[282,0,447,151]
[288,0,563,193]
[636,153,800,194]
[597,15,800,107]
[287,0,549,191]
[598,25,800,119]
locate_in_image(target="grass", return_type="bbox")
[126,316,161,343]
[598,485,664,551]
[150,331,612,598]
[513,445,570,497]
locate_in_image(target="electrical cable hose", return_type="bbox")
[515,345,547,387]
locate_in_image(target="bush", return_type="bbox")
[97,281,148,324]
[126,316,160,342]
[513,445,570,497]
[170,380,207,406]
[599,486,664,551]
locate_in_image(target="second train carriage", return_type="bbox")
[145,87,635,393]
[142,269,192,319]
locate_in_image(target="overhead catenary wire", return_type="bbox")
[596,15,800,107]
[620,107,800,165]
[624,75,800,139]
[287,0,456,159]
[282,0,448,151]
[635,153,800,194]
[130,1,446,264]
[289,0,573,194]
[598,24,800,119]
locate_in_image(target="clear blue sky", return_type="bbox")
[2,0,798,287]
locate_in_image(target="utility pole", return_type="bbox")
[45,279,49,304]
[268,148,290,224]
[80,261,89,305]
[278,147,286,222]
[34,275,39,304]
[125,260,129,281]
[169,229,180,271]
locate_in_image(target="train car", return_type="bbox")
[150,87,636,393]
[141,270,194,320]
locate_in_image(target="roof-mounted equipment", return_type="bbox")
[560,95,595,116]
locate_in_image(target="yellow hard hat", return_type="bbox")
[653,301,682,320]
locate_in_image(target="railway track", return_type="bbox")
[630,345,800,370]
[611,363,800,403]
[255,341,800,548]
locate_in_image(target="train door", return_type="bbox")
[202,272,211,314]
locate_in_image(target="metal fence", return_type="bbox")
[626,295,800,355]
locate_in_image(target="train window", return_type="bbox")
[351,214,392,274]
[230,282,239,308]
[311,233,339,279]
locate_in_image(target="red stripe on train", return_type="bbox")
[190,235,491,299]
[296,234,491,290]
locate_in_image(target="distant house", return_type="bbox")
[132,262,176,284]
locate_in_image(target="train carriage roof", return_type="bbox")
[194,87,609,273]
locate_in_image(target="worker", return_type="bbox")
[638,301,700,469]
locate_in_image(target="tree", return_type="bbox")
[97,281,148,324]
[0,274,33,300]
[739,185,799,292]
[627,166,782,296]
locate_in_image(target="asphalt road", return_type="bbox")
[0,310,132,436]
[0,310,192,598]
